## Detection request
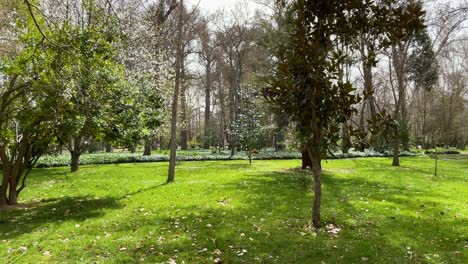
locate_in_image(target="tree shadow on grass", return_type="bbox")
[180,168,464,262]
[1,163,465,263]
[89,167,465,263]
[0,195,123,240]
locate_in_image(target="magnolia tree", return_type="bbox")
[0,8,63,205]
[237,89,266,163]
[263,0,424,228]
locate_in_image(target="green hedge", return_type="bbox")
[32,150,417,168]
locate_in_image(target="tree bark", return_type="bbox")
[306,135,322,228]
[71,151,80,173]
[341,122,351,154]
[392,127,400,166]
[105,142,112,153]
[0,148,10,206]
[143,138,152,156]
[8,178,18,206]
[70,136,83,173]
[167,0,184,183]
[203,61,212,149]
[180,65,188,150]
[129,145,136,153]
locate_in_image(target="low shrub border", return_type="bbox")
[32,150,418,168]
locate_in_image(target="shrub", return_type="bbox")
[33,149,418,168]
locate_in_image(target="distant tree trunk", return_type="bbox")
[105,142,112,153]
[459,140,466,150]
[391,43,408,166]
[392,43,410,153]
[129,145,136,153]
[219,81,226,149]
[359,101,366,132]
[180,66,188,150]
[341,122,351,154]
[143,138,152,156]
[203,61,212,149]
[392,127,400,166]
[228,69,236,156]
[168,0,184,183]
[159,135,164,150]
[361,41,377,119]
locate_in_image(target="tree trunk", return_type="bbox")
[70,137,83,173]
[306,139,322,228]
[392,43,410,152]
[143,138,152,156]
[180,65,188,150]
[0,155,10,207]
[341,122,351,154]
[311,158,322,228]
[301,148,312,169]
[217,77,226,150]
[359,38,377,121]
[203,61,212,149]
[71,151,80,173]
[105,142,112,153]
[8,178,18,206]
[392,127,400,166]
[167,0,184,183]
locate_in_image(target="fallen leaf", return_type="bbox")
[18,246,28,252]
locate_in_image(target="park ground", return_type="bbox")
[0,156,467,263]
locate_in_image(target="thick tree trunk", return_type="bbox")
[0,165,10,207]
[167,0,184,183]
[143,138,152,156]
[0,146,9,206]
[8,179,18,206]
[69,136,85,172]
[71,151,80,173]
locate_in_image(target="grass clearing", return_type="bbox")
[1,156,467,263]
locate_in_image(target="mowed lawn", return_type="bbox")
[0,156,467,263]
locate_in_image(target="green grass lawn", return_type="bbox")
[1,156,467,263]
